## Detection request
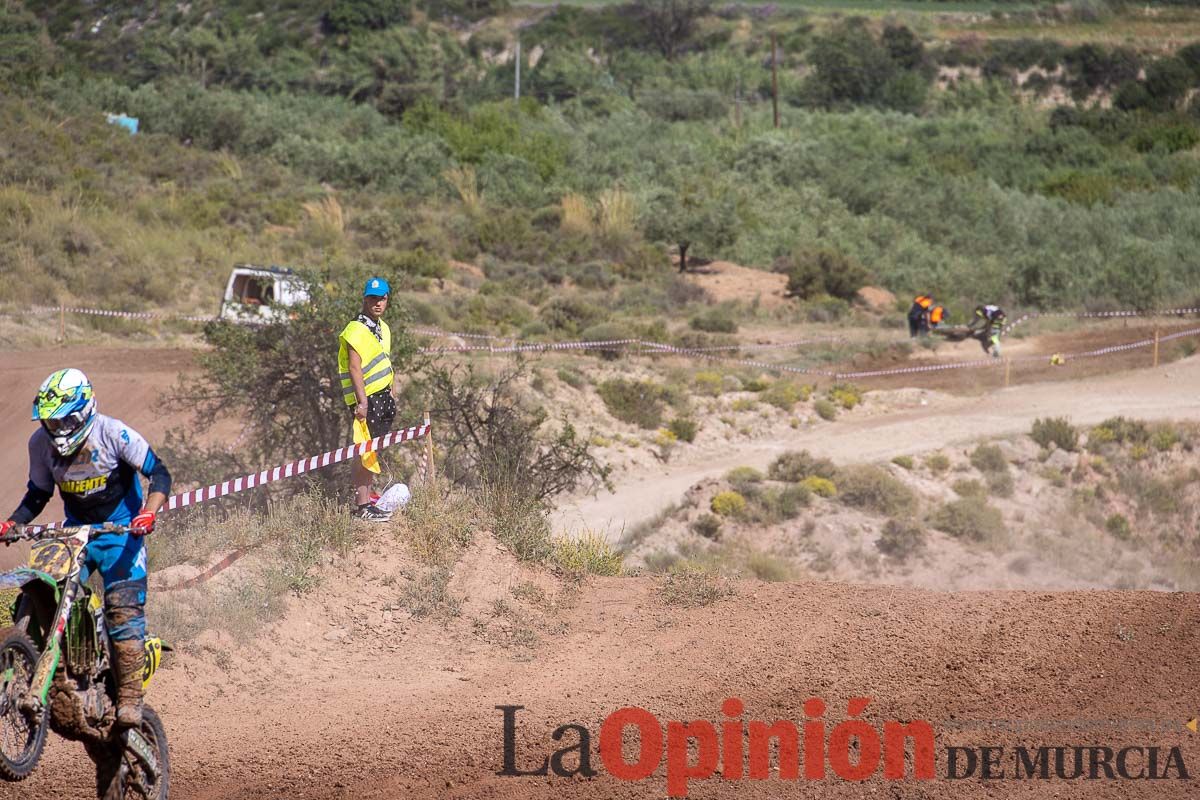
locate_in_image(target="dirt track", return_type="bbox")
[556,354,1200,537]
[1,343,1199,799]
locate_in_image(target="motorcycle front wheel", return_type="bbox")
[0,628,49,781]
[94,705,170,800]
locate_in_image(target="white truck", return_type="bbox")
[219,265,309,321]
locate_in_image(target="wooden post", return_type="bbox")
[514,38,521,102]
[734,80,742,130]
[1004,357,1011,388]
[423,408,435,485]
[1153,328,1160,368]
[59,303,65,344]
[771,32,780,130]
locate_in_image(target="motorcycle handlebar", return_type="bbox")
[1,522,133,544]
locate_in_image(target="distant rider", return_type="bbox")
[968,304,1007,357]
[908,294,934,338]
[0,369,170,728]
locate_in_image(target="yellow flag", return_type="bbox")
[353,418,380,474]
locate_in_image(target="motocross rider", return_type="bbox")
[0,369,171,728]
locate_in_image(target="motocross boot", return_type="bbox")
[113,638,144,728]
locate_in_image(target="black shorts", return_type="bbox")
[365,391,396,439]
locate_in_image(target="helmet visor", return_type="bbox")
[42,411,87,436]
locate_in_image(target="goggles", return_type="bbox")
[42,411,87,436]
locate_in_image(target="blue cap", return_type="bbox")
[363,277,390,298]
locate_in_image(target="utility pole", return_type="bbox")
[514,38,521,102]
[771,32,780,129]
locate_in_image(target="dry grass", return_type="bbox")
[596,188,635,240]
[551,532,623,576]
[659,564,735,607]
[560,192,593,234]
[444,165,481,213]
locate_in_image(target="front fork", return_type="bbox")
[21,548,86,715]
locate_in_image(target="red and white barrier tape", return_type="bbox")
[27,304,217,324]
[23,424,430,534]
[1006,306,1200,332]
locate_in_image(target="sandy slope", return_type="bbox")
[554,356,1200,537]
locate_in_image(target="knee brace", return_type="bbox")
[104,577,147,643]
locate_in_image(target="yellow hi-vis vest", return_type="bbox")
[337,319,393,406]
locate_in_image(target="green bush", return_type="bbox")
[1031,417,1079,452]
[711,491,747,518]
[782,248,870,301]
[689,306,738,334]
[891,455,914,470]
[814,399,838,421]
[801,476,837,498]
[690,513,722,540]
[1150,426,1180,452]
[744,551,795,582]
[768,450,837,482]
[925,453,951,473]
[597,379,666,429]
[930,497,1007,544]
[877,518,925,561]
[1104,513,1132,541]
[952,479,987,498]
[763,381,803,410]
[1092,417,1150,447]
[556,367,585,389]
[693,371,724,397]
[724,466,764,495]
[828,382,863,410]
[837,466,917,516]
[551,532,623,576]
[668,417,699,443]
[970,444,1009,474]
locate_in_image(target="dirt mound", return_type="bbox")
[857,285,897,310]
[683,261,790,309]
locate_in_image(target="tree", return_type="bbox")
[781,248,869,301]
[0,3,55,90]
[642,173,740,273]
[416,361,610,502]
[636,0,711,61]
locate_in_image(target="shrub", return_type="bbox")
[828,383,863,410]
[1105,513,1132,541]
[769,450,837,482]
[1094,417,1147,448]
[689,306,738,333]
[925,453,952,473]
[597,378,666,429]
[987,471,1015,499]
[556,367,585,389]
[1031,417,1079,452]
[814,399,838,421]
[749,484,812,523]
[930,497,1007,544]
[837,466,916,516]
[800,476,838,498]
[690,513,722,540]
[552,532,623,576]
[745,552,795,582]
[877,519,925,561]
[1151,426,1180,452]
[743,377,770,392]
[659,565,734,607]
[711,491,748,517]
[725,466,764,496]
[891,455,914,470]
[731,397,758,412]
[782,248,870,301]
[952,479,987,498]
[693,371,723,397]
[763,381,803,410]
[970,444,1009,474]
[668,417,699,443]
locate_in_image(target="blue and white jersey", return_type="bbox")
[28,414,157,525]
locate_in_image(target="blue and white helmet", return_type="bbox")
[32,368,97,457]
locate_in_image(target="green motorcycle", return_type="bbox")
[0,523,170,799]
